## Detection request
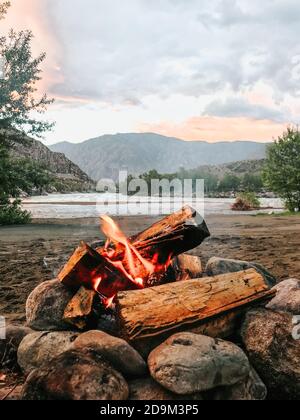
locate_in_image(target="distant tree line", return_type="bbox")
[125,168,264,196]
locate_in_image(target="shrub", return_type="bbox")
[231,192,261,211]
[263,127,300,212]
[0,200,31,225]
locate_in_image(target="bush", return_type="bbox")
[0,201,31,225]
[231,192,261,211]
[263,127,300,212]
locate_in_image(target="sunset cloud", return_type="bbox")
[2,0,298,143]
[138,116,287,142]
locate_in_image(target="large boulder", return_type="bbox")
[18,331,79,374]
[266,279,300,315]
[207,368,267,400]
[72,330,147,378]
[241,308,300,400]
[0,325,33,370]
[148,332,250,395]
[129,377,203,400]
[26,279,75,331]
[22,349,129,400]
[205,257,277,287]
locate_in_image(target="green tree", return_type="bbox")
[218,174,241,192]
[242,173,263,192]
[263,127,300,212]
[0,2,54,224]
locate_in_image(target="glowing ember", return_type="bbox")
[91,215,172,306]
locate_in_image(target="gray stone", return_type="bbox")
[241,308,300,400]
[18,331,79,374]
[72,330,147,378]
[205,257,277,287]
[148,332,250,395]
[208,368,267,400]
[266,278,300,315]
[0,325,33,370]
[26,279,75,331]
[22,349,129,400]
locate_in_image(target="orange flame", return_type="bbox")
[91,215,172,306]
[101,215,155,279]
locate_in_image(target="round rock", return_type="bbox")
[148,332,250,395]
[0,325,33,370]
[18,331,79,374]
[241,308,300,400]
[26,279,75,331]
[266,278,300,315]
[72,330,147,378]
[22,349,129,400]
[205,257,277,287]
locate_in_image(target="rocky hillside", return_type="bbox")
[11,136,94,193]
[192,159,266,179]
[50,133,268,181]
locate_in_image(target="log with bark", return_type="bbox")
[116,268,275,347]
[126,205,210,262]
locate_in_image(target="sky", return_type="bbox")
[1,0,300,145]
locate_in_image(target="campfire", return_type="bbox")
[54,205,275,345]
[59,206,209,306]
[8,205,287,401]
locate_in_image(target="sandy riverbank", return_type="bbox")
[0,213,299,324]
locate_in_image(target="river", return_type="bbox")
[21,193,284,219]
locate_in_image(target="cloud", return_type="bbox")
[36,0,300,105]
[138,116,287,142]
[203,97,288,123]
[3,0,298,143]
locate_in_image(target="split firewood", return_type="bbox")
[170,254,203,281]
[63,287,101,330]
[58,242,104,289]
[116,268,275,345]
[58,242,134,295]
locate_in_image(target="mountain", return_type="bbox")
[12,135,94,193]
[50,133,268,181]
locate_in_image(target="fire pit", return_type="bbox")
[51,205,274,342]
[12,205,290,401]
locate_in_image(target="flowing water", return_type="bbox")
[21,193,284,219]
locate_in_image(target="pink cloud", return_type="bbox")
[1,0,63,94]
[138,116,288,142]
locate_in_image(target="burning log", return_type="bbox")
[97,206,210,287]
[116,269,275,345]
[123,205,209,262]
[58,242,104,289]
[58,207,210,302]
[58,242,142,299]
[63,287,101,330]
